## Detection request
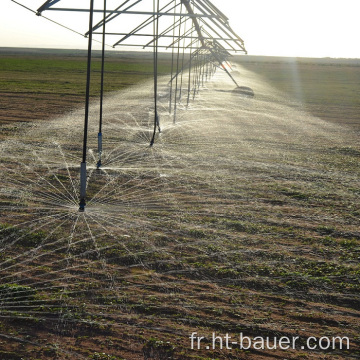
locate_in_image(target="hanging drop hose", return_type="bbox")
[168,0,177,114]
[178,16,188,102]
[150,0,160,147]
[200,53,205,86]
[173,2,183,124]
[192,41,200,100]
[97,0,107,169]
[186,25,194,107]
[79,0,95,212]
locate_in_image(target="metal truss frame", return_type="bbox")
[21,0,248,211]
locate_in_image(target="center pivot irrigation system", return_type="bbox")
[15,0,248,211]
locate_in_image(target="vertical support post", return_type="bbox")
[97,0,107,169]
[79,0,95,212]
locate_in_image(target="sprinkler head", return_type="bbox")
[79,198,86,212]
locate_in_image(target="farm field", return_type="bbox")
[0,48,359,360]
[0,47,173,126]
[237,55,360,131]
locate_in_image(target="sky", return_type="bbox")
[0,0,359,58]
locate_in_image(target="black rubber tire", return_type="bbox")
[232,86,255,98]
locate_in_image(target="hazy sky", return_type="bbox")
[1,0,359,58]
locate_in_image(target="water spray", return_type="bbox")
[28,0,248,208]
